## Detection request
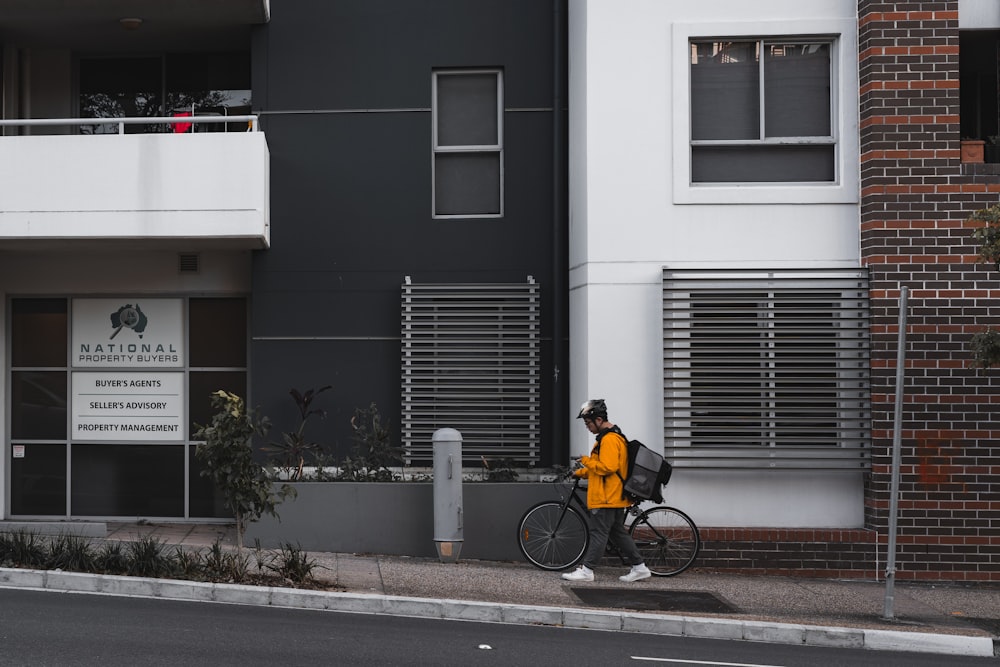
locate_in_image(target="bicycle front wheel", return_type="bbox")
[629,506,700,576]
[518,501,589,571]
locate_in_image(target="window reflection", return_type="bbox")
[79,53,250,134]
[11,371,67,440]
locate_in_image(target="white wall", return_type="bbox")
[960,0,1000,28]
[568,0,863,527]
[0,132,270,246]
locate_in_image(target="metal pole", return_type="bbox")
[883,286,908,619]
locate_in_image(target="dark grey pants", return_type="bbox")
[582,507,643,569]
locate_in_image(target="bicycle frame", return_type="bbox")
[518,473,701,575]
[558,476,641,563]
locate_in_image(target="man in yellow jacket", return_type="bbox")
[562,399,651,583]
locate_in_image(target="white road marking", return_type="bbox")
[631,657,787,667]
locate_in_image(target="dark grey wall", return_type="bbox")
[246,482,558,561]
[249,0,568,463]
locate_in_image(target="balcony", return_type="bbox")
[0,117,269,250]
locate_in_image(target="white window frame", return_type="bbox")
[431,69,504,219]
[672,19,859,205]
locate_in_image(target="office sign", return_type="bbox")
[72,372,185,441]
[72,298,184,368]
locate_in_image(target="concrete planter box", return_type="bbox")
[245,482,556,561]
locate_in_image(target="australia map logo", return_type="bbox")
[109,304,148,340]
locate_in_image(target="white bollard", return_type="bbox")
[433,428,464,563]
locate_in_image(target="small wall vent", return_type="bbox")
[179,253,200,273]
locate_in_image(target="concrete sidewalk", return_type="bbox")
[3,521,997,658]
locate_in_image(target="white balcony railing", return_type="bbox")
[0,116,270,249]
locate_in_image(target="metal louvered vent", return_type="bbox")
[178,253,200,273]
[401,277,540,465]
[663,268,870,470]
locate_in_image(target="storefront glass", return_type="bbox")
[7,296,247,519]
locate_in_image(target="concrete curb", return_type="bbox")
[0,567,994,658]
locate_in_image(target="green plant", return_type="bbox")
[339,403,404,481]
[479,456,520,482]
[203,545,252,583]
[47,534,97,573]
[172,546,205,580]
[250,538,276,578]
[970,204,1000,268]
[95,541,129,574]
[226,550,252,583]
[260,386,332,481]
[0,532,12,566]
[126,535,174,578]
[970,328,1000,369]
[194,390,295,551]
[203,539,229,581]
[6,530,46,568]
[966,206,1000,369]
[267,542,318,585]
[309,451,341,481]
[0,531,325,591]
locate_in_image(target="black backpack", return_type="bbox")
[595,426,673,504]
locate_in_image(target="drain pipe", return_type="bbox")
[551,0,567,461]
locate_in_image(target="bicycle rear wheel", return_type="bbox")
[629,506,700,576]
[518,501,589,571]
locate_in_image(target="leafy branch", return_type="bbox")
[260,386,332,481]
[194,391,294,551]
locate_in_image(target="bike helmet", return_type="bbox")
[576,399,608,421]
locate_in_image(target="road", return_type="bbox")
[0,588,994,666]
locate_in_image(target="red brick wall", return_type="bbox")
[859,0,1000,581]
[696,529,878,579]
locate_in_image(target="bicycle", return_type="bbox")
[517,475,700,576]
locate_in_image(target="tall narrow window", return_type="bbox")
[432,70,503,218]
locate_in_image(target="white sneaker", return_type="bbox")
[619,564,651,583]
[561,566,594,582]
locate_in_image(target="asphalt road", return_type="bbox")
[0,588,996,666]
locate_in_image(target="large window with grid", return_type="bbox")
[672,19,857,204]
[7,296,246,518]
[663,269,870,470]
[690,38,834,183]
[432,69,503,218]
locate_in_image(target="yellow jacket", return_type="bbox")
[574,429,630,509]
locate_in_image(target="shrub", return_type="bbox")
[47,534,97,573]
[95,541,129,575]
[970,328,1000,369]
[126,535,174,578]
[6,530,46,568]
[0,530,322,590]
[339,403,404,481]
[194,390,294,550]
[261,386,332,481]
[970,204,1000,268]
[267,542,318,585]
